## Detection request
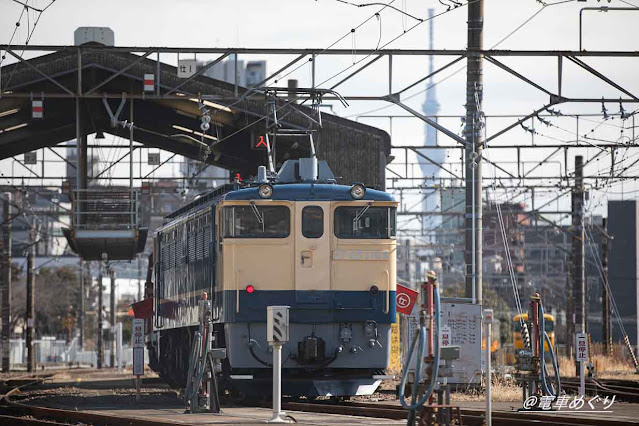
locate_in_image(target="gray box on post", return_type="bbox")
[267,306,290,344]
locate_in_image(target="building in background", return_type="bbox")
[202,58,266,88]
[608,200,639,347]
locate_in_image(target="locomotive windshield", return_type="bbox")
[223,205,290,238]
[334,206,396,239]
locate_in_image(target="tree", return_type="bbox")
[11,265,82,339]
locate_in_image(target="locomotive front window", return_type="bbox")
[334,206,396,239]
[302,206,324,238]
[223,205,290,238]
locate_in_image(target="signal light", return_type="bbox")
[369,285,379,295]
[245,284,255,294]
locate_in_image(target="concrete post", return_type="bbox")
[116,322,122,373]
[97,265,103,369]
[79,260,84,350]
[572,156,585,375]
[26,222,35,372]
[110,269,116,368]
[464,0,484,304]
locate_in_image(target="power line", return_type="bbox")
[2,0,57,89]
[346,0,574,118]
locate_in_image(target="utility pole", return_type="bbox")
[601,217,612,356]
[79,260,85,350]
[26,221,35,372]
[1,193,12,372]
[110,268,116,369]
[97,264,103,369]
[464,0,484,304]
[572,155,586,374]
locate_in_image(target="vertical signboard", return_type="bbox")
[440,325,452,347]
[575,332,589,362]
[576,332,589,396]
[132,318,145,376]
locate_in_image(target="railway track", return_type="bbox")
[283,400,639,425]
[561,377,639,403]
[2,374,639,425]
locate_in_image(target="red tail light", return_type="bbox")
[245,284,255,294]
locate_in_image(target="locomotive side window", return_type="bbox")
[223,205,290,238]
[302,206,323,238]
[334,206,396,239]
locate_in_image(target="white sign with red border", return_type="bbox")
[143,74,154,92]
[576,332,589,362]
[32,100,43,118]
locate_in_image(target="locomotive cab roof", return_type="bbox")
[164,158,394,221]
[225,158,394,202]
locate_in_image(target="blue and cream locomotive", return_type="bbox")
[148,157,397,397]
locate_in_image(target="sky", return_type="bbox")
[1,0,639,221]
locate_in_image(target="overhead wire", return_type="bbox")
[345,0,576,118]
[2,0,57,90]
[203,0,473,157]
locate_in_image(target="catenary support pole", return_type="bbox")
[572,155,585,376]
[26,221,35,372]
[110,268,116,369]
[1,193,12,372]
[97,264,103,369]
[464,0,484,304]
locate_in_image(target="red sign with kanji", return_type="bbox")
[255,135,268,149]
[396,284,419,315]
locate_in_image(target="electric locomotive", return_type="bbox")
[147,157,397,397]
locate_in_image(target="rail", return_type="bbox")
[71,188,140,230]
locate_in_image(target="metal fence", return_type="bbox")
[4,337,148,369]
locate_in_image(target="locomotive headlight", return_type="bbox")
[258,183,273,199]
[350,183,366,199]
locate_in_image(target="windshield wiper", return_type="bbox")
[249,201,265,232]
[353,203,372,229]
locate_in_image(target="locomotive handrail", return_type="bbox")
[235,270,240,314]
[384,270,390,314]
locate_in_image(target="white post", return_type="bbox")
[267,306,290,424]
[580,360,585,396]
[268,343,287,423]
[484,309,493,426]
[116,322,122,373]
